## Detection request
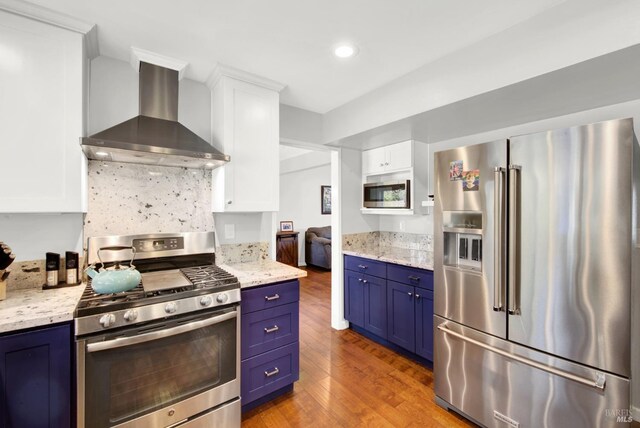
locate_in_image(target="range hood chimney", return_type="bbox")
[81,61,229,169]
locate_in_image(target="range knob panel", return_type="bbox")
[165,302,178,314]
[123,309,138,322]
[99,313,115,328]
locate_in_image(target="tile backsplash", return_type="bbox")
[84,161,215,238]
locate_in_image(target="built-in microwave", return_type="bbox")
[363,180,410,208]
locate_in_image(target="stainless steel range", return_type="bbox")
[75,232,240,428]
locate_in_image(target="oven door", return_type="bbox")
[77,306,239,428]
[363,180,410,208]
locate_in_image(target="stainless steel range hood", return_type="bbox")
[81,62,229,169]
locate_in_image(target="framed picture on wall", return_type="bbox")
[321,185,331,215]
[280,221,294,232]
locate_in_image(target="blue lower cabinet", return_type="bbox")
[344,254,434,363]
[363,275,387,339]
[415,289,434,360]
[344,270,366,328]
[387,281,416,351]
[0,323,72,428]
[241,280,300,411]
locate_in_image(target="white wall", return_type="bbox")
[323,0,640,144]
[340,148,379,234]
[213,213,272,245]
[280,104,323,145]
[0,214,83,261]
[279,157,331,265]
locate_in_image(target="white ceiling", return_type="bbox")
[26,0,565,113]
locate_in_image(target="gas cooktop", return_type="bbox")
[75,232,241,336]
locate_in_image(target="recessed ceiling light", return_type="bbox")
[334,44,357,59]
[95,151,109,157]
[206,162,214,167]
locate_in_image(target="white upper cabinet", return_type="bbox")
[0,10,87,213]
[362,140,413,175]
[208,66,285,212]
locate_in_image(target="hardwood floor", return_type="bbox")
[242,266,474,427]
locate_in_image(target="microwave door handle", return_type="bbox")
[493,167,506,311]
[86,310,237,353]
[508,164,521,315]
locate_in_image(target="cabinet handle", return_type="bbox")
[408,275,420,282]
[264,325,279,334]
[415,294,421,300]
[264,293,280,301]
[264,367,280,377]
[407,292,413,297]
[357,264,368,269]
[227,200,232,205]
[385,162,389,166]
[379,163,384,167]
[358,278,363,282]
[362,279,368,284]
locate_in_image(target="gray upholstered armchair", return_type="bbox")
[305,226,331,269]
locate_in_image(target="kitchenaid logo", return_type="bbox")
[605,408,633,423]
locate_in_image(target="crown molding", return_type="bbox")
[130,46,189,79]
[206,63,286,92]
[0,0,94,34]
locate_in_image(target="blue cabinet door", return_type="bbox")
[0,323,71,428]
[363,274,387,339]
[415,288,434,361]
[344,270,365,328]
[386,281,415,352]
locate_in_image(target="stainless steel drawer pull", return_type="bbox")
[357,264,368,269]
[415,294,421,300]
[362,279,368,284]
[358,278,362,282]
[407,292,413,297]
[437,323,606,390]
[408,275,420,281]
[264,325,279,333]
[264,294,280,301]
[264,367,280,377]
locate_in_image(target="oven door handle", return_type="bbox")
[86,310,237,353]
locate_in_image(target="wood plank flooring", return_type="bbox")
[242,267,475,427]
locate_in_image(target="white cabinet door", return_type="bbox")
[362,147,386,175]
[0,11,86,213]
[386,140,412,172]
[211,77,280,212]
[362,141,413,176]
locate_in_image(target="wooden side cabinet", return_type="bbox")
[276,231,299,267]
[0,323,72,427]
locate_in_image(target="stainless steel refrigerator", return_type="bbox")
[434,118,636,427]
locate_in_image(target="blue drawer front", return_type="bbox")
[241,341,299,405]
[241,302,299,359]
[241,280,299,314]
[344,255,386,278]
[387,264,433,290]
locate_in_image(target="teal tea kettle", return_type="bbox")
[85,246,142,294]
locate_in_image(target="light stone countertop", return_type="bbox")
[219,259,307,289]
[343,247,434,271]
[0,285,84,334]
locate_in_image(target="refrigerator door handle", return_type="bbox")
[493,167,506,311]
[508,164,521,315]
[437,323,606,390]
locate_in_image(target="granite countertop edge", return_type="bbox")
[0,284,85,334]
[219,259,307,289]
[343,249,434,271]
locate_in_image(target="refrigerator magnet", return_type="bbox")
[462,170,480,191]
[449,160,463,181]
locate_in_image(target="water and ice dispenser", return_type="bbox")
[442,211,483,271]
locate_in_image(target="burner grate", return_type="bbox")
[180,265,239,289]
[77,281,146,309]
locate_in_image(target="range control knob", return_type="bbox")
[200,296,213,307]
[216,293,229,304]
[165,302,178,314]
[123,309,138,322]
[99,314,116,328]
